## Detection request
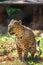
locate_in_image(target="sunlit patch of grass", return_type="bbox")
[28,60,43,65]
[0,34,16,44]
[0,34,43,65]
[28,61,34,65]
[28,36,43,65]
[0,34,17,55]
[0,59,26,65]
[36,36,43,54]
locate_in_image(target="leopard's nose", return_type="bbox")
[15,33,18,36]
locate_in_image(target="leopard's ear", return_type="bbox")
[19,20,22,25]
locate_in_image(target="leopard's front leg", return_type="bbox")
[23,48,28,60]
[16,44,22,60]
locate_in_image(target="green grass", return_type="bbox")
[0,34,43,54]
[0,34,43,65]
[36,36,43,54]
[27,36,43,65]
[0,34,16,44]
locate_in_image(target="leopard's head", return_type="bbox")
[8,19,23,36]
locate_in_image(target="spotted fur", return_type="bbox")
[8,19,40,60]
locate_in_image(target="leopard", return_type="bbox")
[8,19,40,60]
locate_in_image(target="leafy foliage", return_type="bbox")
[6,7,21,18]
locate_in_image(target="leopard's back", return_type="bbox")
[17,25,36,54]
